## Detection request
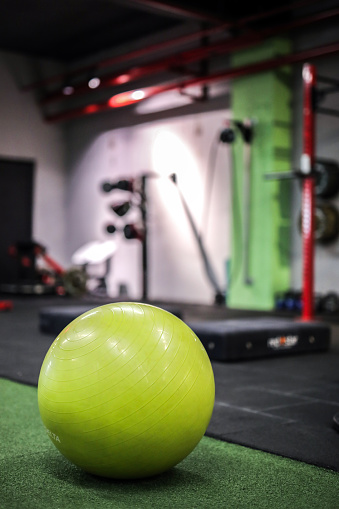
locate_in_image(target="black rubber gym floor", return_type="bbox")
[1,295,339,471]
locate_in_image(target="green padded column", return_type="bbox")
[227,38,292,310]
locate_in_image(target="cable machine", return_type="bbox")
[188,63,331,361]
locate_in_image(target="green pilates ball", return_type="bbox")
[38,302,215,479]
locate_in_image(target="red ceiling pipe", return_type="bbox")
[44,84,175,122]
[41,5,339,105]
[41,35,263,105]
[300,63,316,321]
[124,0,226,25]
[21,26,231,93]
[22,0,323,93]
[44,39,339,123]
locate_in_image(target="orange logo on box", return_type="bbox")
[267,335,298,350]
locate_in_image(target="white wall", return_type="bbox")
[0,51,67,266]
[66,110,232,304]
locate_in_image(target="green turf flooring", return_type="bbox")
[1,378,339,509]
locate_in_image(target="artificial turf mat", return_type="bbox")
[1,378,339,509]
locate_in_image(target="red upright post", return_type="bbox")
[301,63,316,321]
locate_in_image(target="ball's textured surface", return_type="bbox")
[38,302,215,479]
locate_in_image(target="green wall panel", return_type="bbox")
[227,38,292,310]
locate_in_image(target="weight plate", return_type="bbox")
[319,292,339,314]
[298,203,339,244]
[315,203,339,243]
[314,158,339,198]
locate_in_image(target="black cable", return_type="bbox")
[225,139,243,293]
[170,174,225,300]
[200,131,221,238]
[198,126,242,298]
[199,126,243,296]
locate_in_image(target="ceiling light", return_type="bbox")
[115,74,131,85]
[62,85,74,96]
[131,90,145,100]
[84,104,101,115]
[88,77,101,89]
[108,89,146,108]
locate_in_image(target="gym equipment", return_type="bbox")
[38,302,215,479]
[314,159,339,198]
[102,179,134,193]
[104,174,148,298]
[72,240,116,266]
[190,63,331,361]
[275,289,303,312]
[103,171,226,303]
[110,201,131,216]
[61,267,88,297]
[314,203,339,243]
[319,291,339,315]
[106,222,145,240]
[219,126,236,144]
[106,224,116,234]
[265,63,334,322]
[123,223,144,240]
[39,302,183,335]
[71,240,117,297]
[288,158,339,198]
[169,173,225,304]
[0,300,13,311]
[275,289,339,316]
[220,119,255,285]
[187,317,330,361]
[298,202,339,244]
[237,120,255,285]
[0,241,86,296]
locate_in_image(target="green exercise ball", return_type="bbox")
[38,302,215,479]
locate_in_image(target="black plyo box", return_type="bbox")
[39,304,183,336]
[187,318,331,361]
[40,306,96,335]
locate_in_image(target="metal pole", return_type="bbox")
[301,63,316,321]
[140,175,148,300]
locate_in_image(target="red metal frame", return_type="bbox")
[124,0,224,24]
[301,63,316,321]
[45,40,339,123]
[40,5,339,106]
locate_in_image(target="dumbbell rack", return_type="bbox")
[103,175,149,300]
